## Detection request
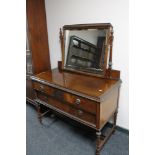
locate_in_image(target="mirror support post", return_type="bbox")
[108,28,114,70]
[108,28,114,77]
[59,28,64,68]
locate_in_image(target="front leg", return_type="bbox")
[37,103,42,123]
[112,111,118,134]
[96,131,101,155]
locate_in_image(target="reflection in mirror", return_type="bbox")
[64,29,108,74]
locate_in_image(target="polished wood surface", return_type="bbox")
[26,0,51,74]
[63,23,113,30]
[36,92,96,125]
[26,0,51,104]
[99,87,119,129]
[31,68,121,100]
[26,75,35,104]
[31,68,121,129]
[34,82,97,114]
[31,68,121,155]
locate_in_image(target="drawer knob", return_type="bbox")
[39,85,44,90]
[75,98,81,105]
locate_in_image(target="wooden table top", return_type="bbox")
[31,68,121,100]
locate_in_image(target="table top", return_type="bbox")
[31,68,121,100]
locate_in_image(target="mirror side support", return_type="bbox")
[107,27,114,78]
[59,28,64,69]
[108,27,114,70]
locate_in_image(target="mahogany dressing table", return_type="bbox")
[31,23,122,155]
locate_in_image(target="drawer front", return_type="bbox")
[33,82,55,95]
[36,92,96,125]
[33,82,97,114]
[63,93,97,114]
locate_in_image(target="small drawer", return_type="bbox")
[33,82,55,95]
[34,82,97,115]
[63,93,97,115]
[37,92,49,103]
[36,92,96,125]
[36,92,70,114]
[68,108,96,125]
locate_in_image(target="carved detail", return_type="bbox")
[59,28,64,68]
[95,111,118,155]
[96,131,101,155]
[108,28,114,70]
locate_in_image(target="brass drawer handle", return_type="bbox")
[77,110,83,115]
[75,98,81,105]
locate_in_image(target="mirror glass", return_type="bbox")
[63,28,110,75]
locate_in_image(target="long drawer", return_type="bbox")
[36,92,96,126]
[33,82,97,114]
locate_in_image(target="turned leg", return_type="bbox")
[112,111,118,134]
[95,111,118,154]
[37,103,42,123]
[96,131,101,155]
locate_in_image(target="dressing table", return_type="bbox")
[31,23,121,155]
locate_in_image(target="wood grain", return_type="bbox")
[37,92,96,125]
[31,68,121,99]
[26,0,51,74]
[26,0,51,104]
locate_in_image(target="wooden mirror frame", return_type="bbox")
[60,23,114,78]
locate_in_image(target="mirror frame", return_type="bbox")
[60,23,114,78]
